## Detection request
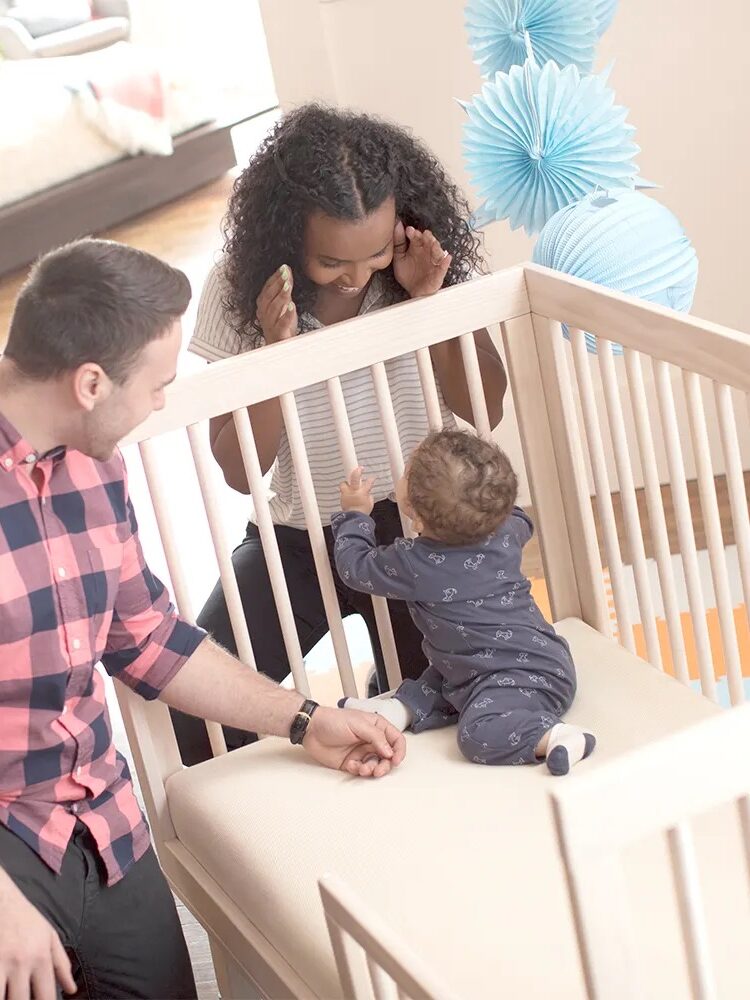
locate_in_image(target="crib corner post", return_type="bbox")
[501,312,608,634]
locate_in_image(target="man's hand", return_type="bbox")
[0,871,76,1000]
[340,467,375,516]
[303,706,406,778]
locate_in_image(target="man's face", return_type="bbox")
[79,321,181,461]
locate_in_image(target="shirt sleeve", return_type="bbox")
[330,511,419,600]
[100,457,207,700]
[188,263,245,363]
[511,506,534,547]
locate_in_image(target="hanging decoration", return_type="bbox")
[462,56,639,235]
[532,189,699,353]
[465,0,598,77]
[594,0,619,36]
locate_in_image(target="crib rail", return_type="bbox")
[113,263,750,851]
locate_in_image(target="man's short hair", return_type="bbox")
[4,239,191,383]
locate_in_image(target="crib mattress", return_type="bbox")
[166,619,750,999]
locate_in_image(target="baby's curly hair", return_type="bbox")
[221,103,484,348]
[407,430,518,545]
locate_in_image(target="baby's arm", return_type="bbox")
[330,511,419,600]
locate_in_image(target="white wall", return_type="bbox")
[258,0,750,504]
[129,0,277,109]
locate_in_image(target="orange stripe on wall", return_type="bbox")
[529,577,750,681]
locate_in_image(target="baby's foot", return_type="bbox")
[545,723,596,776]
[338,695,413,732]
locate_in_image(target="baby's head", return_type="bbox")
[397,430,518,545]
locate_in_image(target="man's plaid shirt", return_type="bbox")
[0,411,205,885]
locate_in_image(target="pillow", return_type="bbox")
[7,1,92,38]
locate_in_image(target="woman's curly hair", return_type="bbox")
[221,103,484,348]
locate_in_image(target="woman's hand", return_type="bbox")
[392,220,452,298]
[340,467,375,516]
[256,264,298,344]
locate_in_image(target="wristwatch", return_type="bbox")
[289,699,319,746]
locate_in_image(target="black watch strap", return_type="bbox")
[290,699,319,746]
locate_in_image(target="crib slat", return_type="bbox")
[415,348,444,431]
[714,384,750,620]
[569,328,635,653]
[598,341,662,669]
[232,408,310,697]
[667,823,718,1000]
[623,350,690,683]
[738,796,750,887]
[653,362,717,702]
[683,373,744,705]
[458,333,492,439]
[370,363,411,538]
[139,438,228,758]
[328,376,403,692]
[187,424,257,668]
[367,954,399,1000]
[280,391,359,697]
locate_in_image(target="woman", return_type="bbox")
[174,104,507,764]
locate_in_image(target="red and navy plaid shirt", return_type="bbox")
[0,411,205,885]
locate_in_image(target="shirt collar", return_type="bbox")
[0,409,65,472]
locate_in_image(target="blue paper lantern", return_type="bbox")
[533,189,699,353]
[594,0,618,35]
[462,58,639,235]
[465,0,598,77]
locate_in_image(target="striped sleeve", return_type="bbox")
[189,263,246,362]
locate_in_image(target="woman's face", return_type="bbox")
[303,196,397,299]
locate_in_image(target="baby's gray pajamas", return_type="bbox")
[331,507,577,765]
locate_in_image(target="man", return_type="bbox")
[0,240,405,1000]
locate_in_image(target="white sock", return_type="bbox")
[545,723,596,776]
[338,695,414,732]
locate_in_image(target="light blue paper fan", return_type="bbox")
[533,189,699,353]
[594,0,618,35]
[462,57,639,235]
[465,0,598,76]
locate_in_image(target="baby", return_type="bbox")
[330,429,595,775]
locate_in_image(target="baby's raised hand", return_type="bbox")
[340,466,375,516]
[392,220,452,298]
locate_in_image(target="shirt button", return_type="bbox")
[72,639,81,650]
[71,803,78,815]
[24,453,36,464]
[2,458,12,469]
[58,567,67,579]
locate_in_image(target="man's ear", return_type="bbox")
[71,363,113,412]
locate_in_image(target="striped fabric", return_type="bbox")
[0,413,206,884]
[189,264,456,528]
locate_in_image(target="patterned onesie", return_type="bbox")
[330,507,577,765]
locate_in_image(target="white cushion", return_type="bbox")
[166,619,750,998]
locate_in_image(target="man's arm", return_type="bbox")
[159,638,406,777]
[104,461,406,777]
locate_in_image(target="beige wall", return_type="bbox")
[259,0,750,502]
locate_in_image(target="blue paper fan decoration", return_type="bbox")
[465,0,598,76]
[594,0,618,35]
[533,189,699,353]
[462,57,639,235]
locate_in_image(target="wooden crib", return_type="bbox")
[117,263,750,999]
